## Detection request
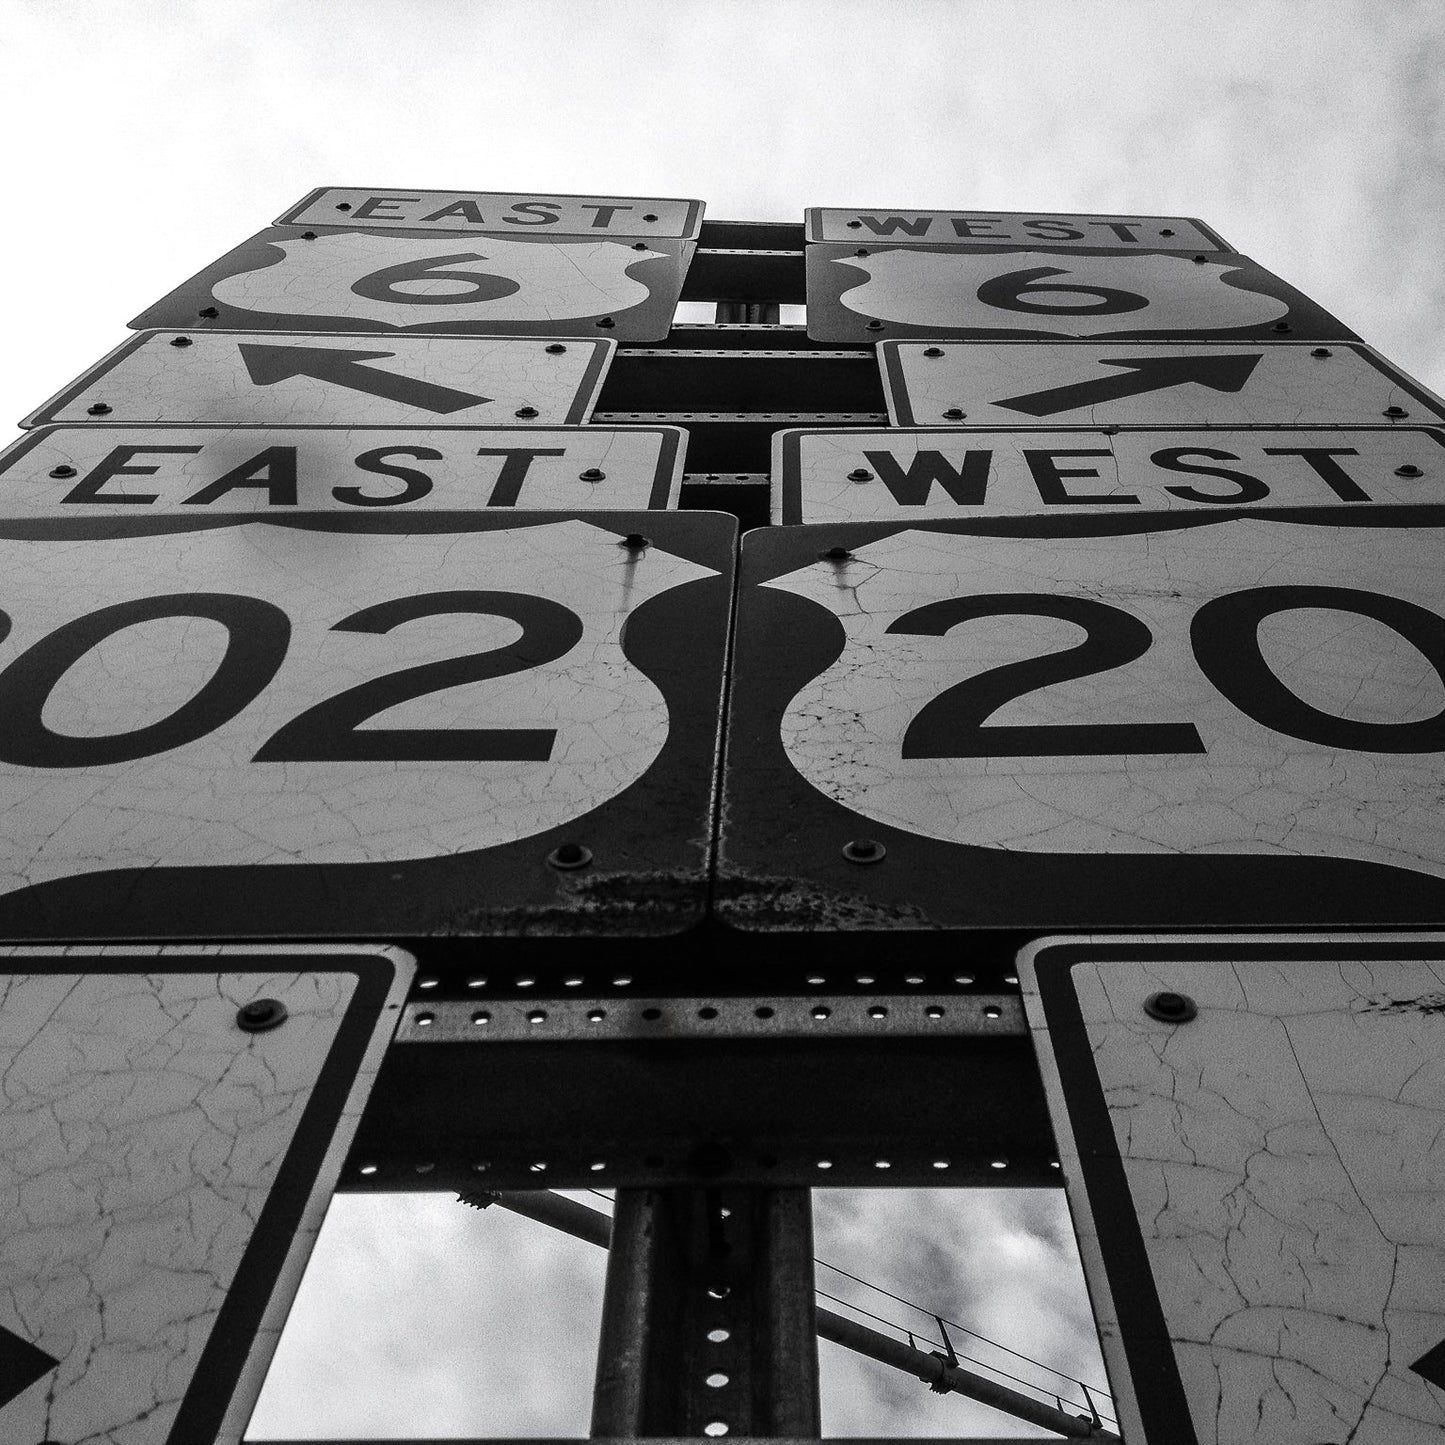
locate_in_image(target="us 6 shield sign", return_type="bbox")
[717,508,1445,932]
[0,944,411,1445]
[806,208,1231,250]
[129,227,687,343]
[772,427,1445,523]
[1021,934,1445,1445]
[806,245,1354,344]
[23,331,616,428]
[0,426,685,512]
[880,340,1445,429]
[278,188,704,239]
[0,511,733,939]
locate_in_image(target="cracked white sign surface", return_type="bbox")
[775,428,1445,523]
[210,232,660,327]
[1021,942,1445,1444]
[835,251,1289,334]
[26,332,614,428]
[767,522,1445,877]
[881,340,1445,428]
[2,427,681,512]
[0,965,361,1445]
[0,519,713,892]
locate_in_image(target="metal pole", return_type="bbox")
[715,301,782,324]
[589,1189,663,1437]
[758,1188,821,1436]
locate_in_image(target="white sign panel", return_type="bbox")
[806,208,1229,249]
[764,518,1445,874]
[772,427,1445,523]
[0,945,412,1445]
[279,188,704,238]
[880,340,1445,428]
[1021,934,1445,1445]
[24,331,616,429]
[0,425,684,511]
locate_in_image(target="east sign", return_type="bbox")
[0,511,733,939]
[771,426,1445,523]
[1021,934,1445,1445]
[718,507,1445,931]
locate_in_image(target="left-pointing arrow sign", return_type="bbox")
[239,342,491,414]
[0,1323,58,1411]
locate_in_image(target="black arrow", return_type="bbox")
[0,1322,58,1410]
[1413,1336,1445,1392]
[238,343,491,415]
[993,353,1264,417]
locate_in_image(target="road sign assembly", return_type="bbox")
[1021,934,1445,1445]
[772,425,1445,522]
[6,191,1445,1442]
[0,424,686,511]
[879,338,1445,428]
[24,331,616,427]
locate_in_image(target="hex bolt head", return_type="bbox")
[1385,405,1409,418]
[1396,464,1424,477]
[620,532,650,550]
[865,320,884,331]
[49,465,77,479]
[514,406,539,418]
[631,242,648,251]
[198,306,219,318]
[1272,321,1292,332]
[922,346,945,357]
[1311,347,1333,358]
[820,545,851,561]
[842,838,886,864]
[580,468,606,481]
[547,842,593,870]
[545,343,567,354]
[237,997,288,1032]
[86,403,112,415]
[595,316,616,329]
[335,201,353,210]
[1143,990,1197,1023]
[169,335,193,348]
[847,468,873,481]
[943,407,966,420]
[642,213,658,222]
[301,231,317,240]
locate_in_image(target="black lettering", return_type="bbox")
[1022,220,1085,241]
[351,195,419,220]
[1024,449,1136,504]
[61,445,201,504]
[504,202,563,226]
[580,204,634,228]
[853,216,931,236]
[475,448,567,506]
[864,449,991,507]
[335,447,442,507]
[1153,447,1269,504]
[183,447,298,506]
[1087,221,1142,243]
[949,218,1005,238]
[421,200,486,224]
[1261,447,1370,502]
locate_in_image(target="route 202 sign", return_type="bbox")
[129,227,688,343]
[718,508,1445,932]
[0,511,733,940]
[806,246,1355,345]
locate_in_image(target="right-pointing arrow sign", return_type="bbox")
[238,342,491,414]
[995,352,1263,417]
[0,1322,58,1412]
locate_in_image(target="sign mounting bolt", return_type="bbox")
[923,347,944,357]
[580,468,606,482]
[1311,347,1332,358]
[545,343,567,354]
[842,838,886,864]
[237,998,288,1032]
[847,468,872,481]
[620,532,650,550]
[169,335,193,347]
[1272,321,1292,332]
[847,219,863,228]
[1192,254,1207,263]
[335,201,352,210]
[1396,464,1424,477]
[301,231,317,240]
[198,306,219,318]
[548,842,593,870]
[643,213,658,222]
[820,545,851,561]
[514,406,539,418]
[1143,991,1197,1023]
[943,407,966,420]
[49,465,77,479]
[87,403,112,415]
[1160,227,1176,236]
[1384,405,1409,418]
[595,316,615,329]
[865,320,884,331]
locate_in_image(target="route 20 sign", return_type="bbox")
[129,227,688,343]
[0,511,733,940]
[806,246,1355,344]
[718,508,1445,931]
[24,331,616,429]
[0,426,685,512]
[772,427,1445,523]
[1022,934,1445,1445]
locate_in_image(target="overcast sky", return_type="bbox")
[5,1,1443,1438]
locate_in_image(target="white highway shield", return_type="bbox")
[1021,934,1445,1445]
